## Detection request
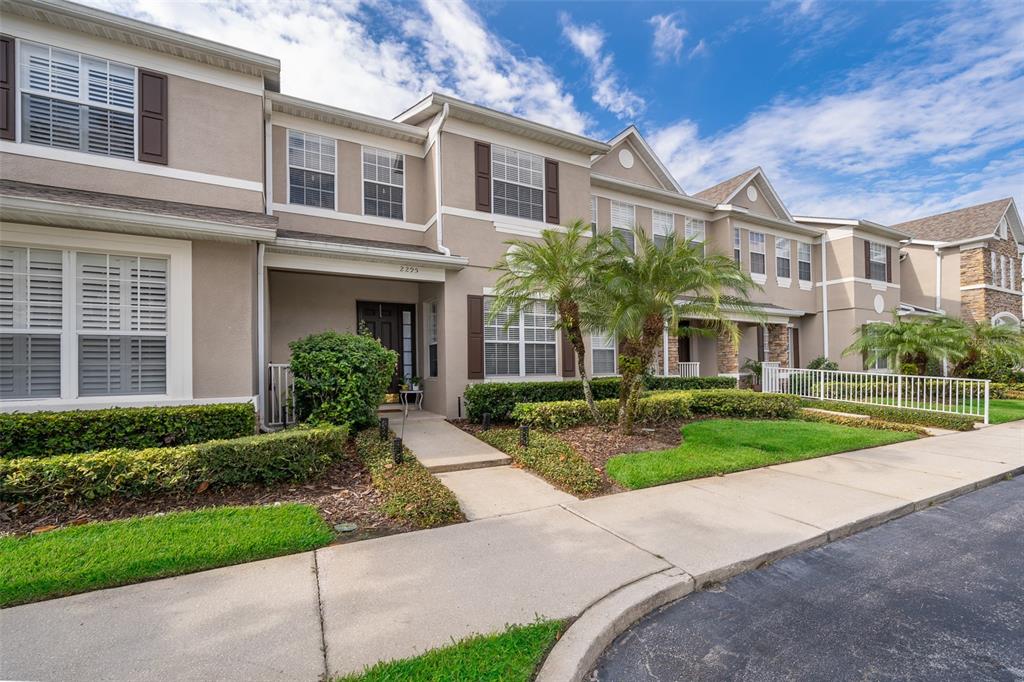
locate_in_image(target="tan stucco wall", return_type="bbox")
[590,139,667,189]
[730,178,784,219]
[192,240,257,398]
[899,244,935,310]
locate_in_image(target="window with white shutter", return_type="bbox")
[288,130,336,208]
[483,297,556,377]
[749,232,766,275]
[19,41,135,159]
[591,331,616,375]
[684,217,706,256]
[362,146,404,219]
[798,241,812,282]
[491,145,545,221]
[0,246,62,398]
[775,237,791,279]
[733,228,742,265]
[611,201,635,252]
[653,210,673,249]
[523,300,556,375]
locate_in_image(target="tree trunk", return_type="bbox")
[617,314,666,434]
[558,300,599,422]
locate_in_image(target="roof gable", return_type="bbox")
[593,126,683,194]
[695,167,793,221]
[894,198,1018,244]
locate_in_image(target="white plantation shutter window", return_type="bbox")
[76,253,168,396]
[775,237,791,279]
[611,201,636,252]
[653,210,673,249]
[20,41,135,159]
[483,297,555,377]
[733,228,742,265]
[523,300,556,375]
[798,242,812,282]
[288,130,336,208]
[684,217,706,256]
[492,145,545,221]
[484,297,520,376]
[362,146,405,219]
[749,232,766,275]
[868,242,887,281]
[0,247,63,398]
[591,196,598,236]
[592,331,616,375]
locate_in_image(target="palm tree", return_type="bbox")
[490,219,603,420]
[952,319,1024,377]
[585,225,758,433]
[844,314,967,374]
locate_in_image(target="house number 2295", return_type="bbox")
[400,265,420,273]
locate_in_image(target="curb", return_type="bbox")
[535,568,694,682]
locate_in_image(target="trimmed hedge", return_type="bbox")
[353,428,463,528]
[475,428,603,496]
[0,403,257,459]
[799,399,976,431]
[0,426,347,507]
[991,382,1024,400]
[464,376,736,422]
[798,408,928,435]
[512,391,694,430]
[688,389,800,419]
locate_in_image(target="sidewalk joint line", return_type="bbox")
[312,550,329,681]
[559,504,676,568]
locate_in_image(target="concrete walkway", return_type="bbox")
[2,422,1021,682]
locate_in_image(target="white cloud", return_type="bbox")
[560,13,644,120]
[648,13,687,64]
[81,0,591,132]
[688,39,708,60]
[651,1,1024,223]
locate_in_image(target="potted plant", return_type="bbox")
[403,375,423,391]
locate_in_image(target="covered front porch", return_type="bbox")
[258,232,467,428]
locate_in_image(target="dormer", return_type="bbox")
[590,126,683,194]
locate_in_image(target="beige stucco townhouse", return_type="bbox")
[0,0,991,425]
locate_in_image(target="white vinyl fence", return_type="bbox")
[267,363,296,428]
[762,365,990,425]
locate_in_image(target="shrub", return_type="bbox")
[797,408,928,435]
[512,391,694,430]
[289,330,397,428]
[0,426,347,507]
[807,356,839,371]
[688,389,800,419]
[464,376,736,422]
[475,428,603,496]
[799,399,976,431]
[353,428,463,528]
[0,403,256,459]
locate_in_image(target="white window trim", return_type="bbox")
[590,331,618,377]
[490,143,545,224]
[611,200,636,252]
[733,227,742,266]
[797,241,812,289]
[286,129,338,211]
[868,241,888,282]
[426,299,439,379]
[0,223,192,409]
[590,195,598,236]
[653,209,674,247]
[361,145,406,221]
[749,230,766,280]
[775,236,792,287]
[483,298,558,379]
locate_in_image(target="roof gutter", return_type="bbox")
[270,237,468,269]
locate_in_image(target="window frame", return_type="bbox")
[611,200,636,253]
[17,39,138,161]
[590,195,598,237]
[867,241,887,282]
[426,300,438,378]
[775,236,792,283]
[490,144,545,223]
[286,129,337,210]
[797,241,812,285]
[361,145,405,221]
[652,210,674,249]
[733,227,742,266]
[749,231,766,277]
[591,330,617,376]
[483,296,557,379]
[684,216,706,256]
[0,224,192,408]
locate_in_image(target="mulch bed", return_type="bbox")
[0,444,414,542]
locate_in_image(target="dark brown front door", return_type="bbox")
[357,301,414,393]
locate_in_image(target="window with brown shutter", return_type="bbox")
[474,142,491,212]
[138,70,168,165]
[0,35,13,141]
[885,246,893,283]
[545,159,560,224]
[467,295,484,379]
[560,329,575,377]
[863,239,870,279]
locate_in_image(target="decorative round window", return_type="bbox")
[618,149,635,169]
[746,185,758,202]
[873,294,885,314]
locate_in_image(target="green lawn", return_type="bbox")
[989,399,1024,424]
[607,419,918,490]
[0,504,333,607]
[337,620,565,682]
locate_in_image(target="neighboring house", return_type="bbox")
[897,199,1024,326]
[0,0,1015,423]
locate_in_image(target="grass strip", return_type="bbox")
[607,419,917,489]
[476,427,603,496]
[336,620,565,682]
[0,503,333,607]
[989,399,1024,424]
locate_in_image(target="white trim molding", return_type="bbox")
[816,276,900,290]
[960,283,1022,296]
[272,202,434,233]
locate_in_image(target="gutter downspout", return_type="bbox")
[256,242,267,428]
[820,235,829,359]
[431,103,451,256]
[934,246,942,311]
[263,97,273,215]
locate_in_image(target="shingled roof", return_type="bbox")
[893,198,1013,242]
[694,167,759,204]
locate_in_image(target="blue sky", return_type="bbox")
[89,0,1023,224]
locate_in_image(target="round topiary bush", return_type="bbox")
[289,330,397,427]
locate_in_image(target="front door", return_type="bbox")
[357,301,415,393]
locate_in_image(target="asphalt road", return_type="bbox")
[592,476,1024,682]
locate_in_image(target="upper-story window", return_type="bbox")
[483,297,556,377]
[867,241,887,281]
[653,210,673,249]
[590,196,598,237]
[288,130,335,209]
[733,228,741,265]
[775,237,791,279]
[492,145,544,222]
[685,217,706,256]
[20,42,135,160]
[798,242,812,283]
[749,231,766,275]
[611,201,636,252]
[362,147,404,220]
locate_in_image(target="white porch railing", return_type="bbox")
[762,365,990,425]
[267,363,296,428]
[677,362,700,377]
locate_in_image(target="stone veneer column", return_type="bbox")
[959,248,987,323]
[716,330,739,374]
[767,323,790,367]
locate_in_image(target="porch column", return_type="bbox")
[716,330,739,374]
[767,323,790,367]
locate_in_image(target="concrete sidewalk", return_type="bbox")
[2,421,1021,681]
